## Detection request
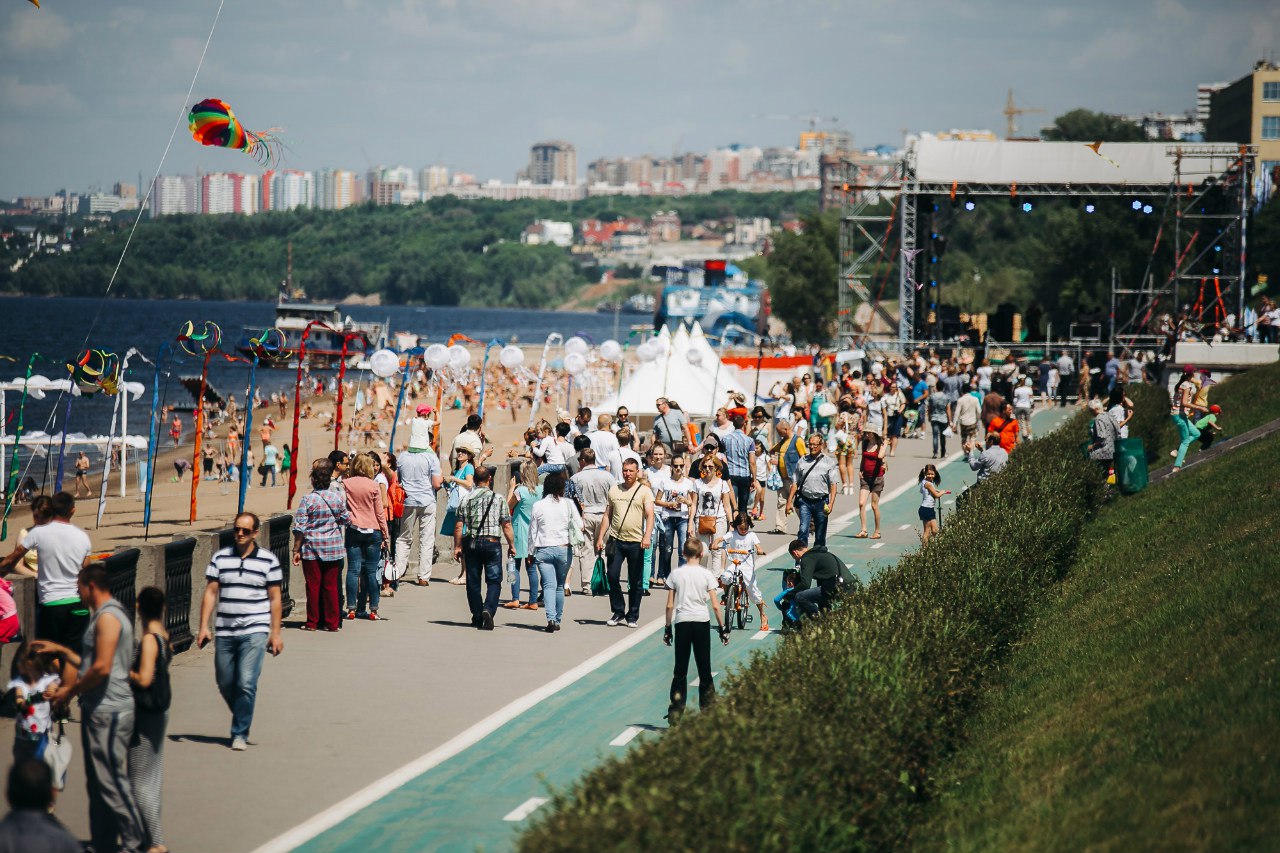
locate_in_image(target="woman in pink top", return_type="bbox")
[343,453,389,621]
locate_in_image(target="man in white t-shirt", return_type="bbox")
[1012,378,1035,438]
[1056,351,1074,407]
[588,414,620,468]
[663,539,727,723]
[0,491,91,648]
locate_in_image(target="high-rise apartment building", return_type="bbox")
[201,172,258,215]
[366,166,417,204]
[271,170,314,211]
[525,141,577,185]
[1207,61,1280,170]
[420,165,450,196]
[151,175,198,217]
[316,168,360,210]
[1197,82,1229,124]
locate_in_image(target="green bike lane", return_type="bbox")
[265,407,1072,853]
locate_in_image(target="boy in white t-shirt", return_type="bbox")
[1012,378,1035,439]
[712,512,769,631]
[663,539,727,723]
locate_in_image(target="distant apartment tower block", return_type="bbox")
[316,168,360,209]
[272,170,315,211]
[201,172,259,215]
[151,175,198,217]
[525,141,577,185]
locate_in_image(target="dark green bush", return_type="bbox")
[518,414,1108,853]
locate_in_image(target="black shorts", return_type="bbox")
[36,601,91,649]
[918,506,936,522]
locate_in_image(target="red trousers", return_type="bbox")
[302,558,343,630]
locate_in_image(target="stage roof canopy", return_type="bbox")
[911,139,1243,188]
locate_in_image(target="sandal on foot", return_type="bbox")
[870,532,882,539]
[853,531,869,539]
[502,600,522,609]
[521,602,539,610]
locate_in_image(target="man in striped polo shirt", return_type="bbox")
[196,512,285,751]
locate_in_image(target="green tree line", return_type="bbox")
[0,190,817,307]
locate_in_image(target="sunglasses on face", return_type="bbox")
[234,526,256,535]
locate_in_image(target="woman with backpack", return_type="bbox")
[129,586,172,853]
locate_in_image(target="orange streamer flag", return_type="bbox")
[1085,141,1121,169]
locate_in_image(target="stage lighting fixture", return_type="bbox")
[1131,199,1143,211]
[964,200,975,211]
[1084,202,1096,213]
[1142,204,1153,214]
[1022,201,1033,213]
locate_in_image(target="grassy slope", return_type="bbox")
[912,430,1280,852]
[1128,359,1280,463]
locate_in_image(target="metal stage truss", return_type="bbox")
[836,143,1255,353]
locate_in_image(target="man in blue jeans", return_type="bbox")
[719,415,757,516]
[453,466,516,631]
[197,512,284,750]
[785,434,839,547]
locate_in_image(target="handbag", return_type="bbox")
[44,720,72,791]
[133,633,172,714]
[765,466,783,491]
[589,555,610,596]
[567,505,585,549]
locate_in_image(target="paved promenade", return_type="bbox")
[7,407,1072,853]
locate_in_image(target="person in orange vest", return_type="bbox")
[988,401,1020,453]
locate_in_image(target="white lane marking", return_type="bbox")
[255,465,950,853]
[751,630,771,640]
[898,524,911,530]
[689,671,719,687]
[503,797,549,822]
[610,726,643,746]
[252,618,668,853]
[870,543,885,549]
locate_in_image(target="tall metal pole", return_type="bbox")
[142,342,171,539]
[387,349,424,453]
[1239,147,1250,325]
[238,355,259,516]
[1,354,38,541]
[476,338,502,421]
[188,351,213,524]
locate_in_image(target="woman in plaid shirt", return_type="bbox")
[292,459,350,631]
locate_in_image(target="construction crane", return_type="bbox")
[1003,89,1043,138]
[753,112,840,132]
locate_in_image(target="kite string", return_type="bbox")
[78,0,226,354]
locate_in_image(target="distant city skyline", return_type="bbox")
[0,0,1273,197]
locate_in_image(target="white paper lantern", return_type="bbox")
[448,344,471,369]
[499,344,525,369]
[423,344,450,370]
[686,348,704,366]
[368,348,401,378]
[564,352,587,375]
[599,339,623,363]
[564,336,589,357]
[636,341,657,363]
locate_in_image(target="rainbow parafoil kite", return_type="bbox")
[68,349,122,396]
[188,98,281,167]
[178,320,222,356]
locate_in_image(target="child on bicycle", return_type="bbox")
[712,511,769,631]
[664,539,728,724]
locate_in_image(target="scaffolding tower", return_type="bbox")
[836,159,903,349]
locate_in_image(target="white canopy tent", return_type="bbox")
[595,323,751,418]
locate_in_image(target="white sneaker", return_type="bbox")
[231,737,248,751]
[607,615,623,627]
[626,620,638,629]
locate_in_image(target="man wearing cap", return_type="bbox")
[395,410,444,586]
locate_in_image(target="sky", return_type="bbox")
[0,0,1276,197]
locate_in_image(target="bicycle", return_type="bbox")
[718,547,754,632]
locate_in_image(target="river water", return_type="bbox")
[0,296,634,486]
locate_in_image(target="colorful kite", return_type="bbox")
[1085,141,1121,169]
[68,349,122,396]
[28,1,40,8]
[247,327,291,361]
[188,98,281,167]
[177,320,222,356]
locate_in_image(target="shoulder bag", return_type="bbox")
[133,632,172,714]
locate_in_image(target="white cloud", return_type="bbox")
[1,7,73,54]
[386,0,431,38]
[0,75,80,112]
